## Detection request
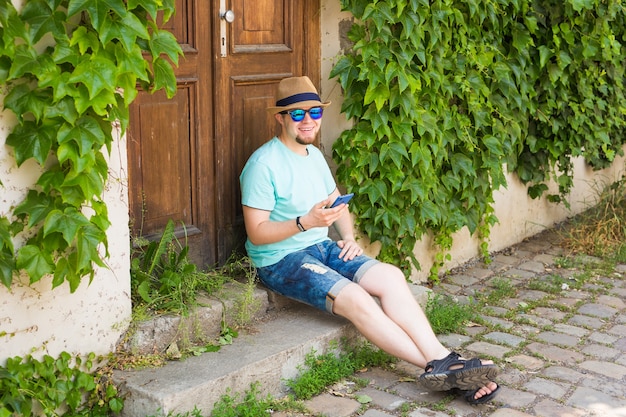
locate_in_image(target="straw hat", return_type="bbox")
[266,76,331,114]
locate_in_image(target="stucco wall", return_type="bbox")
[0,110,131,362]
[319,0,626,281]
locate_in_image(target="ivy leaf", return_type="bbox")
[0,4,28,45]
[128,0,159,20]
[67,0,127,32]
[14,190,55,228]
[62,167,105,201]
[20,0,65,43]
[5,121,55,166]
[44,96,79,125]
[420,200,440,224]
[569,0,594,12]
[117,72,139,106]
[44,208,90,246]
[58,141,96,173]
[0,218,14,253]
[538,45,552,68]
[73,84,117,116]
[364,82,389,111]
[58,116,106,155]
[451,153,475,178]
[68,56,118,100]
[0,250,15,288]
[52,36,79,66]
[69,26,101,55]
[17,245,54,284]
[115,42,150,81]
[76,224,107,271]
[3,83,51,123]
[8,43,39,79]
[100,12,150,51]
[149,29,182,64]
[151,57,177,98]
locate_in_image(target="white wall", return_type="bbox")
[319,0,626,282]
[0,110,131,361]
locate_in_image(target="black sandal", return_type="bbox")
[464,383,500,405]
[419,352,499,391]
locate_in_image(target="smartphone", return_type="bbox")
[329,193,354,208]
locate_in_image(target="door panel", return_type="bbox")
[128,0,319,267]
[128,0,214,265]
[127,88,193,236]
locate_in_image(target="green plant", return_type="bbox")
[210,383,274,417]
[130,219,227,316]
[526,273,580,294]
[216,257,261,328]
[425,292,477,334]
[0,351,123,416]
[479,278,517,307]
[331,0,626,280]
[559,174,626,261]
[285,340,395,400]
[0,0,182,291]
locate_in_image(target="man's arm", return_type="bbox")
[242,205,303,245]
[243,189,347,246]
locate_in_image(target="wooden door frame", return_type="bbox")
[302,1,322,89]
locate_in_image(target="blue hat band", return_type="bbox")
[276,92,321,107]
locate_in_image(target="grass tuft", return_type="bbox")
[559,175,626,262]
[425,293,478,334]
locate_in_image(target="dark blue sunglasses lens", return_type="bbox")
[309,108,323,119]
[289,110,306,121]
[288,107,323,122]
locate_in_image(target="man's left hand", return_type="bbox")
[336,239,363,261]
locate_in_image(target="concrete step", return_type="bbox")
[113,283,430,417]
[113,303,359,416]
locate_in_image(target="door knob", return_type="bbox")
[220,10,235,23]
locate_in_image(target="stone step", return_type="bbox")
[113,284,430,417]
[113,303,358,416]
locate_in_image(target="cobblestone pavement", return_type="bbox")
[275,229,626,417]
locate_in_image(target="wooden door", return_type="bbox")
[128,0,215,265]
[128,1,319,267]
[213,0,320,263]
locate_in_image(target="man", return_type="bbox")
[239,76,500,404]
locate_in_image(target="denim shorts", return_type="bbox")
[256,239,379,314]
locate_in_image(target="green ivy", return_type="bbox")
[0,0,182,291]
[0,351,123,416]
[331,0,626,279]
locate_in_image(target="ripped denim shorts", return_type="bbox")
[256,239,379,314]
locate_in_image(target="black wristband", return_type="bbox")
[296,216,306,232]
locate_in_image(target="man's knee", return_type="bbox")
[332,282,376,316]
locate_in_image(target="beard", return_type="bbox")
[295,135,316,145]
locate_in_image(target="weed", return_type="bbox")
[285,340,395,400]
[131,220,228,316]
[217,259,262,328]
[425,293,478,334]
[526,273,576,294]
[210,383,274,417]
[559,174,626,262]
[480,278,516,306]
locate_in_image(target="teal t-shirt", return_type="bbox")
[240,137,337,267]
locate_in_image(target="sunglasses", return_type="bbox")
[280,107,324,122]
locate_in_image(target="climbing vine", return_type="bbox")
[0,0,182,291]
[331,0,626,279]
